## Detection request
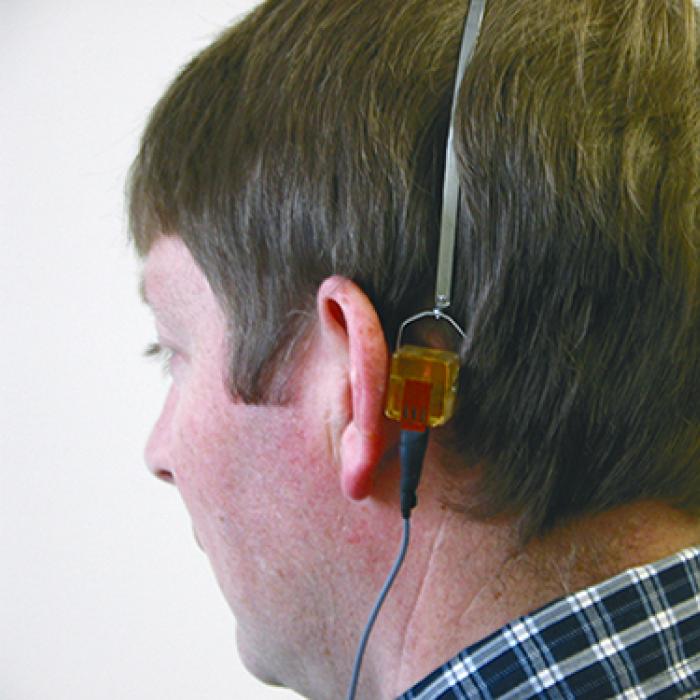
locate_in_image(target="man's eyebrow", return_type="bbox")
[138,273,183,321]
[138,275,150,307]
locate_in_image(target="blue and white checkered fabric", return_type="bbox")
[399,547,700,699]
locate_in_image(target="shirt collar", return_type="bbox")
[399,546,700,699]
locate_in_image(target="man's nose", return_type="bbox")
[144,415,176,485]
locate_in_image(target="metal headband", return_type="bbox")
[434,0,487,311]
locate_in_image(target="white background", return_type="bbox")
[1,1,299,698]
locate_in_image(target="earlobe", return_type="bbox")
[339,424,383,500]
[316,276,390,501]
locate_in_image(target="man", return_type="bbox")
[129,0,699,697]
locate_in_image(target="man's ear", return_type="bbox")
[316,276,390,501]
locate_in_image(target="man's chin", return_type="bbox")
[235,626,285,688]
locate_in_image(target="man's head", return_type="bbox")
[131,0,699,535]
[131,0,699,693]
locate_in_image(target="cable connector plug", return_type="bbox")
[400,428,429,518]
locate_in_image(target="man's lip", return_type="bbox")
[193,526,203,551]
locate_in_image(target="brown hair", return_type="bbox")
[128,0,699,539]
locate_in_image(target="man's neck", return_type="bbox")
[381,499,700,698]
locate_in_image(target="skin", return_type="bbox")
[141,235,401,696]
[141,235,700,699]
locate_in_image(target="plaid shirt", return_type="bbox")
[399,547,700,699]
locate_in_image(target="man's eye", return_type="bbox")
[143,342,175,376]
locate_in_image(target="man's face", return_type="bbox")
[141,236,349,689]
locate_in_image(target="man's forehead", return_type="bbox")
[139,236,209,314]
